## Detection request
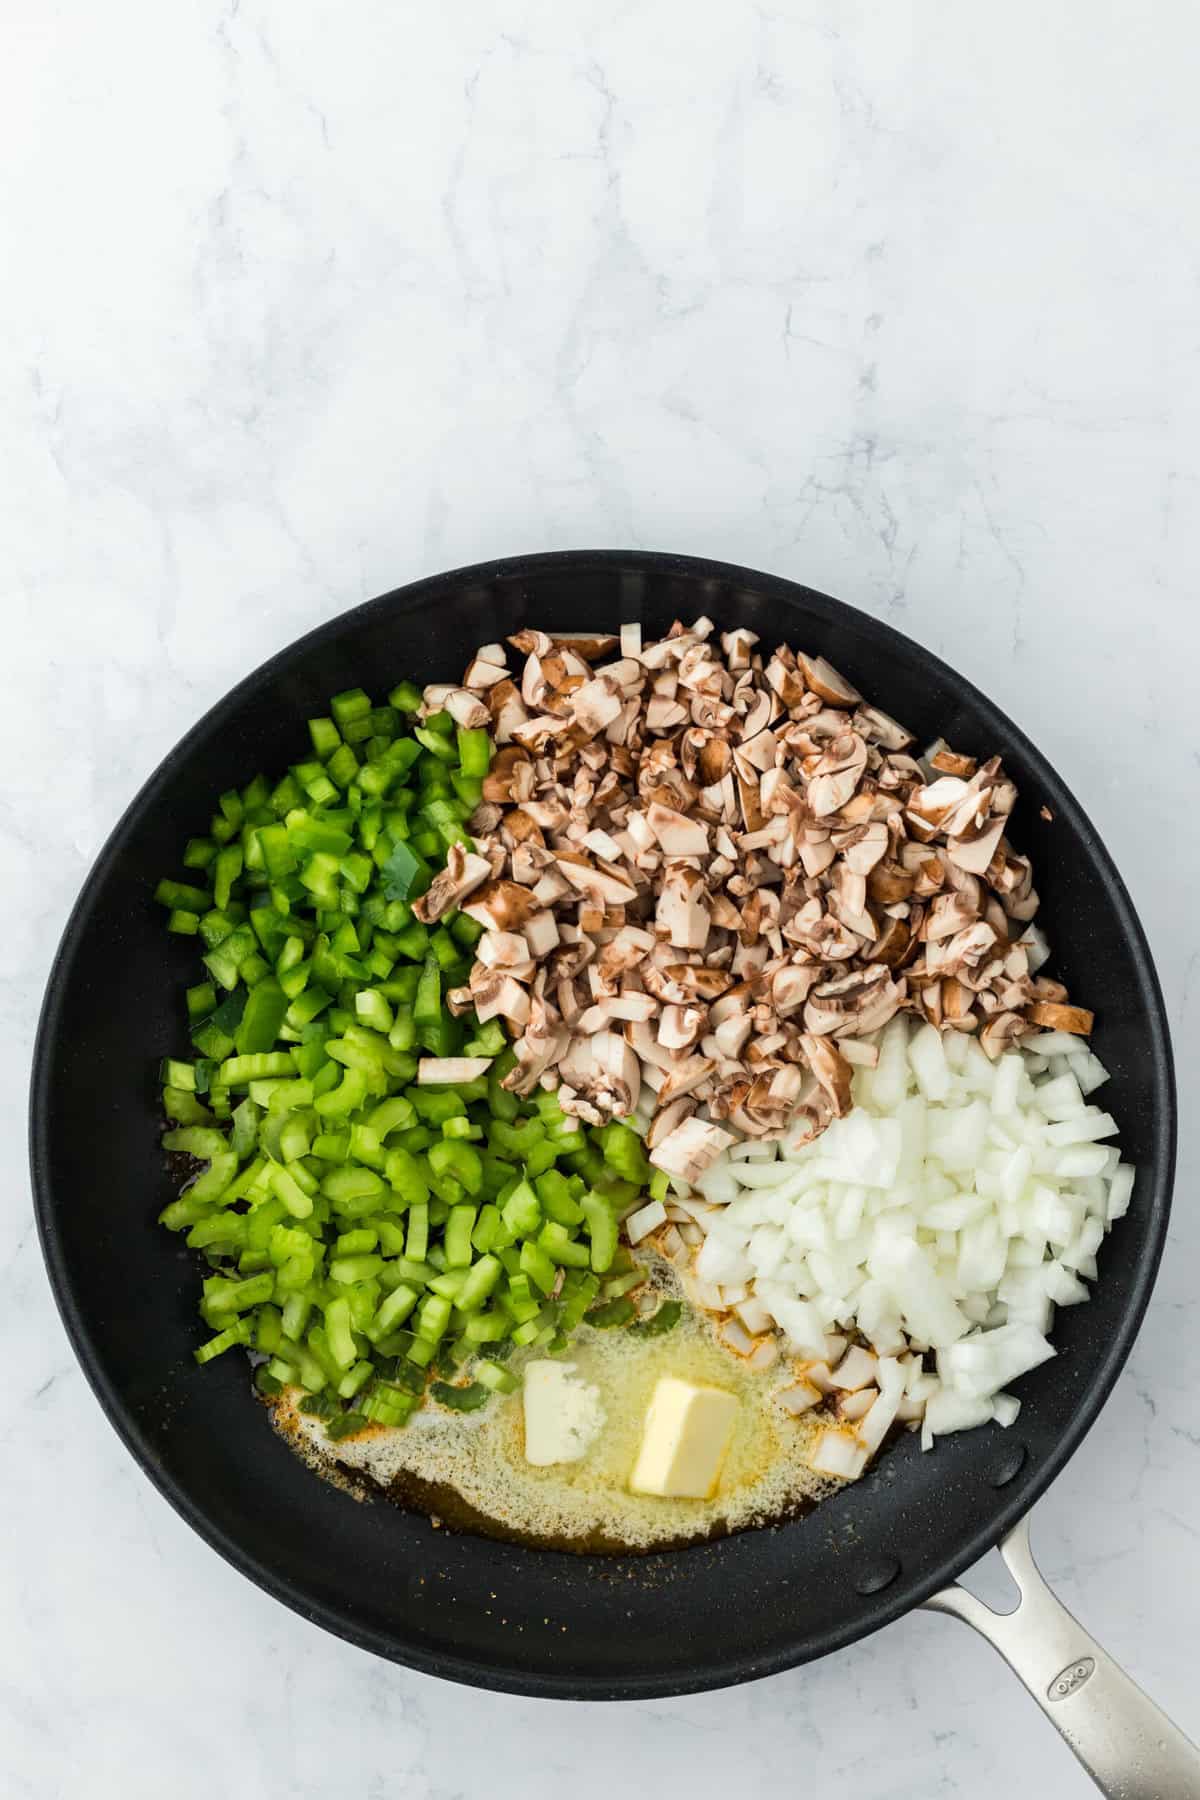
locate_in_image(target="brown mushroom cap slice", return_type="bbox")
[798,652,862,707]
[460,879,542,932]
[486,679,531,744]
[551,632,618,660]
[1024,1000,1094,1036]
[411,846,493,924]
[798,1034,854,1116]
[803,968,903,1038]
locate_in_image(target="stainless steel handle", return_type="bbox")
[924,1516,1200,1797]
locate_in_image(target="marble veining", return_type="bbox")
[3,1,1198,1794]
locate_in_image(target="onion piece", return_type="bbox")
[625,1200,666,1244]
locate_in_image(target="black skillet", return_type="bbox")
[30,552,1194,1793]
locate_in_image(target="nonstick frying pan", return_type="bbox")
[31,551,1194,1793]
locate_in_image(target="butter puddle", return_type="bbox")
[275,1292,836,1552]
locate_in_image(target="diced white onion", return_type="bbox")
[625,1200,667,1244]
[686,1014,1131,1477]
[829,1345,878,1391]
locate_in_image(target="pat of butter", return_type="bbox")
[522,1361,606,1466]
[630,1377,738,1499]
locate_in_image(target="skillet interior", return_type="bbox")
[31,550,1175,1698]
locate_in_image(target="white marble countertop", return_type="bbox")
[5,2,1199,1794]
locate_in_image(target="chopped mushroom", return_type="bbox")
[417,1057,493,1084]
[1024,1000,1094,1035]
[656,863,710,950]
[436,613,1083,1142]
[646,801,709,856]
[412,844,493,924]
[649,1116,736,1182]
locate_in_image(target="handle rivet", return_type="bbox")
[986,1443,1028,1488]
[853,1555,900,1597]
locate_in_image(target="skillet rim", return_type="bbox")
[29,548,1177,1698]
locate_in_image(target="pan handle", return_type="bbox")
[923,1515,1200,1797]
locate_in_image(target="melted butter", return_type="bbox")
[273,1273,838,1553]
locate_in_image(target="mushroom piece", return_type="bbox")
[764,651,808,708]
[552,632,618,660]
[656,1054,717,1108]
[657,1004,706,1052]
[924,889,982,941]
[645,1095,697,1150]
[712,1012,753,1059]
[471,973,532,1028]
[417,1056,494,1084]
[646,801,709,857]
[523,911,561,958]
[411,845,493,923]
[872,916,912,967]
[421,684,490,730]
[558,1029,642,1119]
[737,687,774,743]
[578,993,659,1032]
[946,816,1006,876]
[798,652,862,707]
[508,628,555,658]
[927,743,977,779]
[646,695,689,732]
[838,820,890,875]
[1024,1000,1095,1035]
[486,679,531,744]
[665,963,732,1001]
[907,776,971,833]
[481,746,532,803]
[808,733,869,818]
[557,858,639,908]
[936,920,998,978]
[803,969,903,1038]
[656,863,711,951]
[721,626,759,669]
[570,676,624,736]
[462,655,510,690]
[648,1116,736,1182]
[461,879,541,932]
[468,801,504,836]
[799,1034,854,1117]
[475,930,537,979]
[771,961,819,1017]
[852,704,913,751]
[979,1010,1029,1059]
[624,1016,679,1074]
